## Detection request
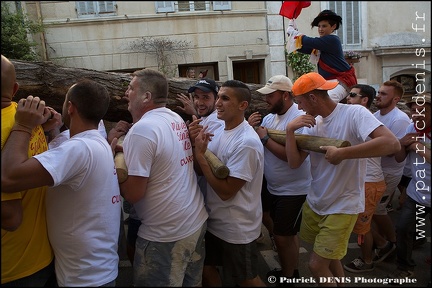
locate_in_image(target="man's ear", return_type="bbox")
[239,100,249,111]
[11,82,19,98]
[143,92,152,103]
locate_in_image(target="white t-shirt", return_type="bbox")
[123,107,208,242]
[374,107,411,176]
[49,120,107,149]
[365,135,384,183]
[303,104,383,215]
[261,103,312,196]
[197,110,225,203]
[365,156,384,182]
[200,110,224,134]
[405,123,430,207]
[205,120,264,244]
[33,130,121,287]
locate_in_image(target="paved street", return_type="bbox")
[116,196,431,287]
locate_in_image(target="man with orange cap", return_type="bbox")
[284,72,400,285]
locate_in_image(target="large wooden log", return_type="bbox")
[204,149,230,179]
[266,128,351,153]
[10,59,269,124]
[114,136,128,184]
[10,59,410,128]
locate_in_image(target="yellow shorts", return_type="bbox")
[300,201,357,260]
[353,180,386,235]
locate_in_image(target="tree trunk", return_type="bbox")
[11,60,269,124]
[11,59,410,127]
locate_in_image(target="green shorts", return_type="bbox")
[300,201,357,260]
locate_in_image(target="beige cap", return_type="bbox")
[257,75,293,95]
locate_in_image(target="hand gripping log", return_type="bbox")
[114,135,229,181]
[266,128,351,153]
[114,135,128,183]
[204,149,230,179]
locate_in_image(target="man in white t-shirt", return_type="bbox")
[343,84,387,273]
[251,75,312,283]
[371,80,411,263]
[2,80,121,287]
[177,79,224,202]
[285,72,400,284]
[193,80,266,287]
[117,69,208,287]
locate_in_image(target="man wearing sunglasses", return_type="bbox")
[343,84,387,273]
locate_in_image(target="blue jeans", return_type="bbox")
[395,196,430,271]
[133,221,206,287]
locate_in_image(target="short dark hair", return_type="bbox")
[221,80,251,104]
[351,84,376,108]
[67,79,110,125]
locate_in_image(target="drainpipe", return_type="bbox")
[35,1,48,61]
[282,5,288,77]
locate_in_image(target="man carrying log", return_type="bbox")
[285,72,400,286]
[116,69,208,287]
[193,80,266,287]
[250,74,312,285]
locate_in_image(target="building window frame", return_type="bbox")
[76,1,117,18]
[155,1,231,13]
[327,1,362,50]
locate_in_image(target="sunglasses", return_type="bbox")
[348,92,364,98]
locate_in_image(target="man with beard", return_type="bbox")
[372,80,411,263]
[177,79,224,202]
[251,75,312,285]
[177,78,223,136]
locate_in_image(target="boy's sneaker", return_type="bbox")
[343,257,375,273]
[373,241,396,263]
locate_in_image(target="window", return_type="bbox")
[213,1,231,10]
[76,1,117,18]
[329,1,361,49]
[155,1,175,12]
[178,1,207,11]
[156,1,231,13]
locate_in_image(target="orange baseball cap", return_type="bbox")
[292,72,338,97]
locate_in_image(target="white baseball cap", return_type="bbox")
[257,75,293,95]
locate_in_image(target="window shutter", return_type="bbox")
[329,1,361,48]
[76,1,96,16]
[156,1,175,13]
[213,1,231,11]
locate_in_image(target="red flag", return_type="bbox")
[279,1,311,19]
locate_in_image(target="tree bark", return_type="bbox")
[11,60,269,124]
[11,59,410,126]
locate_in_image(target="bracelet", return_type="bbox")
[11,128,32,136]
[260,134,270,146]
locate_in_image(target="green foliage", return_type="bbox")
[1,2,44,61]
[286,51,315,81]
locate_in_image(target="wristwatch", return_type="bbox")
[260,134,270,146]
